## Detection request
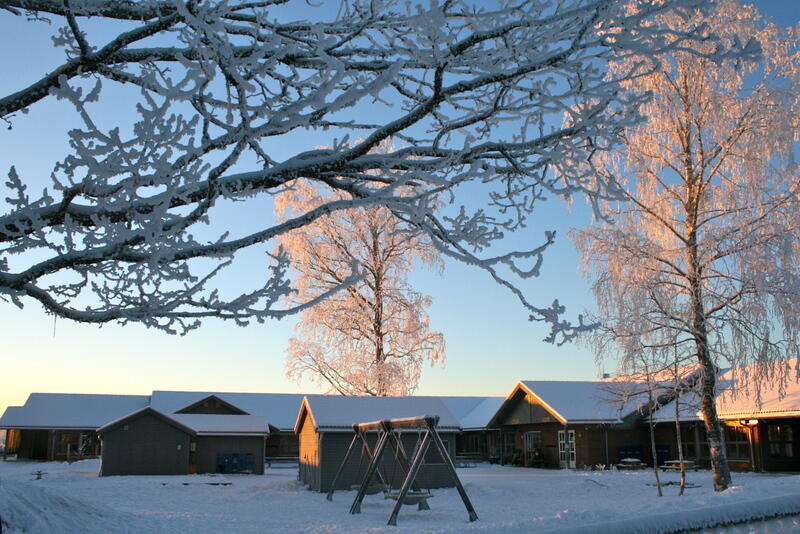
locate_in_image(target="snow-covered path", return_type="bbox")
[1,460,799,533]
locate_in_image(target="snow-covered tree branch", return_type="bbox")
[574,0,800,491]
[1,0,722,336]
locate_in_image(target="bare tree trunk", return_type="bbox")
[647,384,663,497]
[687,238,731,491]
[673,360,686,496]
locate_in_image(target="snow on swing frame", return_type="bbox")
[326,415,478,526]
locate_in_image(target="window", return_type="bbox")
[767,424,794,458]
[723,425,751,460]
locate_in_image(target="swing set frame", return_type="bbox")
[326,415,478,526]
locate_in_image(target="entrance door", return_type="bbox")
[558,429,576,468]
[523,431,543,466]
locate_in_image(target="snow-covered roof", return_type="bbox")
[296,395,461,433]
[97,407,196,436]
[513,380,652,424]
[650,391,704,423]
[715,361,800,419]
[170,414,269,436]
[652,360,800,422]
[0,394,150,430]
[150,391,306,431]
[97,407,270,437]
[439,396,505,430]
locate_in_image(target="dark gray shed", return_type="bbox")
[294,396,461,492]
[98,408,269,476]
[98,408,194,476]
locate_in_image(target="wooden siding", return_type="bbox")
[194,436,265,474]
[574,425,650,467]
[298,411,321,490]
[499,391,560,425]
[100,411,191,476]
[315,431,458,493]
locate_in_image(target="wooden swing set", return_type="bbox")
[326,415,478,526]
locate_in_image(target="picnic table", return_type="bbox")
[616,458,647,470]
[660,460,700,472]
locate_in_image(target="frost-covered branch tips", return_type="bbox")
[1,0,724,338]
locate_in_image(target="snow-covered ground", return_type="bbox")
[1,460,799,533]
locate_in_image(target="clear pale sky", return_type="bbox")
[1,1,798,417]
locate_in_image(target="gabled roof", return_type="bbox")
[175,395,250,415]
[97,408,270,437]
[97,407,196,436]
[171,414,269,436]
[0,393,150,430]
[294,395,462,433]
[150,391,306,431]
[489,380,654,426]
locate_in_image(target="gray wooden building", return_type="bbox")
[294,395,461,492]
[98,407,269,476]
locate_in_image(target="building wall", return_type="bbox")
[298,412,321,489]
[757,418,799,472]
[498,423,561,467]
[502,391,559,425]
[195,435,265,475]
[14,429,49,460]
[316,431,458,493]
[297,411,459,493]
[100,412,191,476]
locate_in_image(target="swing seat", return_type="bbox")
[384,491,433,505]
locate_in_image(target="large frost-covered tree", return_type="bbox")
[574,0,800,491]
[0,0,734,336]
[276,173,444,396]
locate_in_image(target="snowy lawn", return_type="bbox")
[1,460,800,533]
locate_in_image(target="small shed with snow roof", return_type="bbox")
[98,407,269,476]
[294,395,460,492]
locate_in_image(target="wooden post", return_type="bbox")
[426,417,478,523]
[350,427,390,515]
[387,428,432,526]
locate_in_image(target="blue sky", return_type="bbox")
[1,1,798,416]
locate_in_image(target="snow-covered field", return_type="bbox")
[1,460,800,534]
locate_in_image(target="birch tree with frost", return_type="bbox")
[574,0,800,491]
[276,169,444,396]
[0,0,730,337]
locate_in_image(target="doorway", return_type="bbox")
[558,429,576,468]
